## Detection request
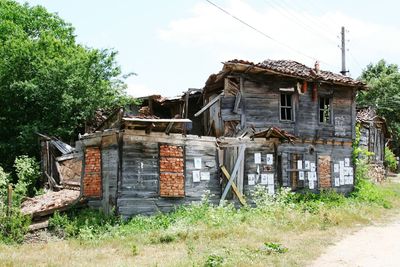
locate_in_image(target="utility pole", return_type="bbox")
[340,26,348,76]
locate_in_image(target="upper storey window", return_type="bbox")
[280,93,293,121]
[319,97,332,124]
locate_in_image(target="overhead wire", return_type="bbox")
[272,0,365,75]
[291,0,341,34]
[204,0,337,68]
[265,0,338,46]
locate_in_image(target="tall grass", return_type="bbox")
[46,179,400,243]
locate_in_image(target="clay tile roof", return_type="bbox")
[225,59,365,87]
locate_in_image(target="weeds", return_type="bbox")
[261,242,288,254]
[204,253,224,267]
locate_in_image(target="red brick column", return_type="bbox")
[159,145,185,197]
[83,147,102,197]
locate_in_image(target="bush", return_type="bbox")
[14,155,41,198]
[0,205,30,244]
[351,178,390,208]
[0,166,10,201]
[385,147,397,172]
[48,208,121,240]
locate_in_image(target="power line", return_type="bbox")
[265,0,338,46]
[291,0,340,34]
[204,0,336,68]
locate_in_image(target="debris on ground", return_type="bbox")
[21,189,81,218]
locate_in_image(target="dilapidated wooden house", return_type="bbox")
[199,59,365,191]
[34,59,367,218]
[356,107,390,181]
[357,107,389,164]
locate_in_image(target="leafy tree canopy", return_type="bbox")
[0,0,130,170]
[358,59,400,151]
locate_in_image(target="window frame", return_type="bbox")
[279,93,294,122]
[318,96,333,125]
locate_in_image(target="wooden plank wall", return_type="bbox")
[220,75,355,142]
[101,134,119,214]
[278,142,354,193]
[243,141,277,200]
[86,133,119,212]
[117,131,219,218]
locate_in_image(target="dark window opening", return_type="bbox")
[319,97,331,124]
[280,93,293,121]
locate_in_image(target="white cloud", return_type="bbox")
[159,0,400,77]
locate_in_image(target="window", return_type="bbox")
[319,97,331,124]
[280,93,293,121]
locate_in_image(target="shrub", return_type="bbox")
[48,208,121,240]
[351,178,390,208]
[0,205,30,244]
[14,155,41,198]
[0,166,10,201]
[385,147,397,172]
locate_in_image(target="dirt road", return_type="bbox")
[309,217,400,267]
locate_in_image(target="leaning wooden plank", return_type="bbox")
[233,91,242,114]
[194,93,223,117]
[220,165,246,205]
[165,121,175,134]
[220,144,246,203]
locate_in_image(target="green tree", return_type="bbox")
[358,59,400,152]
[0,0,130,171]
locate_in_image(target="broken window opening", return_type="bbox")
[319,97,332,124]
[289,153,304,190]
[280,93,293,121]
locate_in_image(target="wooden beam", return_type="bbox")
[194,93,223,117]
[233,91,242,114]
[239,76,246,128]
[220,165,246,205]
[220,144,246,203]
[122,118,191,123]
[165,121,174,135]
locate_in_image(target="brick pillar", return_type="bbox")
[83,147,102,197]
[159,144,185,197]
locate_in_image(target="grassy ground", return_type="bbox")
[1,181,400,267]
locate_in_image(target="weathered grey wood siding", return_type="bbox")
[117,131,219,218]
[220,76,355,142]
[219,75,356,194]
[243,141,277,197]
[278,143,354,193]
[85,133,120,212]
[101,134,119,213]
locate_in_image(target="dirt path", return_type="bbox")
[309,217,400,267]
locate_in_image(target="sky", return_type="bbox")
[16,0,400,97]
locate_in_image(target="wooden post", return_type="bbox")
[239,76,246,129]
[7,184,12,216]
